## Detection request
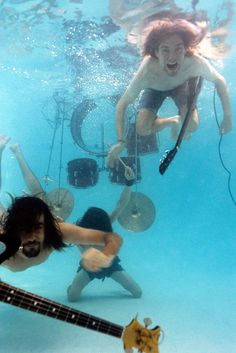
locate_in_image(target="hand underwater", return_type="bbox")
[82,248,114,272]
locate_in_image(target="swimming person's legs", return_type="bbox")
[136,88,180,137]
[171,79,200,135]
[67,269,91,302]
[111,270,142,298]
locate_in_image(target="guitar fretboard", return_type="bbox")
[0,281,123,338]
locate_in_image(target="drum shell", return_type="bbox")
[67,158,99,188]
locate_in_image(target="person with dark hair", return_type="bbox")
[0,195,122,272]
[67,166,142,301]
[107,17,232,166]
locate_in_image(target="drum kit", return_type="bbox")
[44,96,158,231]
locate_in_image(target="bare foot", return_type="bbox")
[0,135,11,151]
[10,143,21,154]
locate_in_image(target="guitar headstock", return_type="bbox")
[122,318,161,353]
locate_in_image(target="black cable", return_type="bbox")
[213,88,236,207]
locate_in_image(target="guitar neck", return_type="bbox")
[0,280,123,338]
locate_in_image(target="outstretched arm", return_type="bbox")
[0,135,11,217]
[107,61,146,167]
[110,165,135,223]
[60,222,123,272]
[214,76,232,133]
[0,135,10,191]
[60,222,122,254]
[0,202,5,218]
[10,144,45,198]
[196,55,232,134]
[106,93,134,168]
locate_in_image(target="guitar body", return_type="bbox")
[0,279,161,353]
[123,319,161,353]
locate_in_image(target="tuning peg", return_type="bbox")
[143,317,152,327]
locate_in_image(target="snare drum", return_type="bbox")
[109,156,141,185]
[67,158,99,188]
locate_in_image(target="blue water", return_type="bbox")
[0,1,236,352]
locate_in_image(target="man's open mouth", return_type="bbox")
[167,63,178,70]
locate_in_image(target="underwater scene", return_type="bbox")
[0,1,235,353]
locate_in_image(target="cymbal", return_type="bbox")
[118,192,156,232]
[46,188,74,221]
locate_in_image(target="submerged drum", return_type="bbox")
[67,158,99,188]
[109,156,141,185]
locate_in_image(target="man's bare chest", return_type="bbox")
[143,59,196,91]
[145,70,193,91]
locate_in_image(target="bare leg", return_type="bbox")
[179,107,199,139]
[185,108,199,132]
[67,269,91,302]
[111,271,142,298]
[136,109,180,139]
[10,144,44,197]
[0,135,11,189]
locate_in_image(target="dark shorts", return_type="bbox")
[138,78,198,114]
[78,256,124,280]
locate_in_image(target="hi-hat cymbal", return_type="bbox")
[118,192,156,232]
[46,188,74,221]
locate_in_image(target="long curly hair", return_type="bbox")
[1,196,66,250]
[141,17,207,57]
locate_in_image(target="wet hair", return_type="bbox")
[1,196,66,250]
[141,18,207,57]
[76,207,113,232]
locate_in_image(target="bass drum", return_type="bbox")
[70,96,134,157]
[70,96,119,157]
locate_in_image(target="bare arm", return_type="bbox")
[116,64,146,141]
[0,202,6,218]
[214,77,232,133]
[60,223,123,272]
[10,144,45,197]
[107,61,146,167]
[116,92,136,141]
[109,185,132,223]
[0,135,11,190]
[195,55,232,133]
[59,222,122,257]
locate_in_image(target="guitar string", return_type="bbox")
[0,282,123,337]
[1,283,161,349]
[0,283,123,336]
